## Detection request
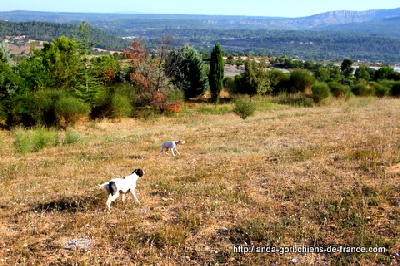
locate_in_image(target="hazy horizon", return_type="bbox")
[2,0,400,18]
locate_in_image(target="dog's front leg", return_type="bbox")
[130,190,140,204]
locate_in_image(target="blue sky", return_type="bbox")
[2,0,400,18]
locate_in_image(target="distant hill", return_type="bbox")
[1,8,399,30]
[290,8,400,28]
[319,16,400,38]
[1,9,400,63]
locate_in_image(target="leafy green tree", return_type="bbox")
[340,58,354,79]
[73,22,107,107]
[38,36,80,90]
[209,43,224,103]
[165,45,209,100]
[90,55,121,85]
[18,57,51,91]
[315,66,330,82]
[0,43,25,125]
[354,65,370,81]
[235,59,271,96]
[0,42,12,64]
[374,66,399,81]
[326,63,343,81]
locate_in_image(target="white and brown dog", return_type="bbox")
[98,168,144,211]
[158,140,185,156]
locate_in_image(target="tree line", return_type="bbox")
[0,23,225,129]
[3,20,400,64]
[111,28,400,64]
[227,56,400,100]
[1,22,400,129]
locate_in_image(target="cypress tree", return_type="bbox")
[209,43,224,103]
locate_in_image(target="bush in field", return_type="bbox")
[311,82,331,104]
[288,68,315,93]
[31,127,58,151]
[13,127,58,154]
[6,90,70,128]
[233,98,256,119]
[328,82,350,98]
[13,127,31,154]
[110,94,132,118]
[370,82,390,98]
[390,82,400,97]
[32,90,68,126]
[55,97,90,129]
[351,83,375,97]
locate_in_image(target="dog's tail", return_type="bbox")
[98,182,108,188]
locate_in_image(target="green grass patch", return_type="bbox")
[197,104,232,114]
[13,126,59,154]
[63,129,85,145]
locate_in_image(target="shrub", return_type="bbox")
[6,91,62,128]
[233,98,256,119]
[110,94,132,118]
[328,82,351,98]
[55,97,90,129]
[31,127,58,152]
[311,82,331,104]
[351,83,375,97]
[370,82,390,98]
[13,126,58,154]
[13,127,31,154]
[390,82,400,97]
[32,90,68,127]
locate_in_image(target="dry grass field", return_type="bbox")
[0,97,399,265]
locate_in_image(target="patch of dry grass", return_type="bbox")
[0,98,399,265]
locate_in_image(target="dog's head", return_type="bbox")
[178,140,185,145]
[132,168,144,177]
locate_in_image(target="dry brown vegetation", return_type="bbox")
[0,97,399,265]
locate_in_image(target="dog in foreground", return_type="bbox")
[158,140,185,156]
[98,168,144,211]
